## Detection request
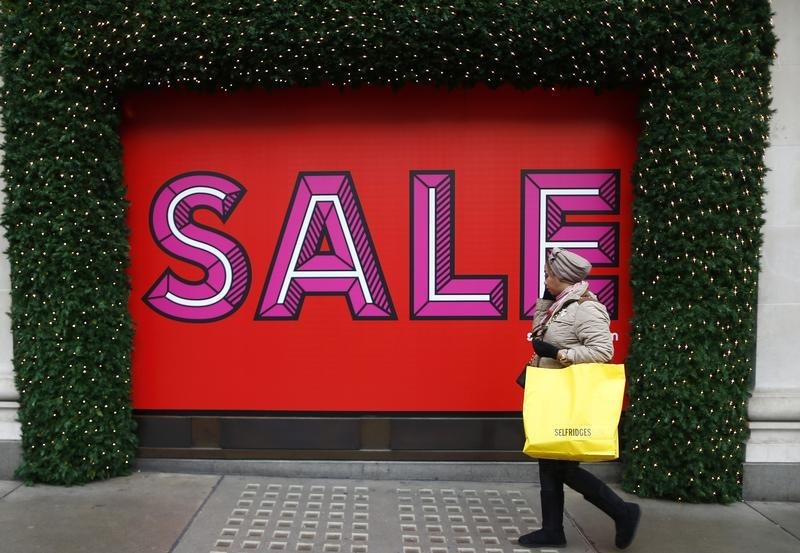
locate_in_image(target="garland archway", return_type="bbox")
[0,1,774,501]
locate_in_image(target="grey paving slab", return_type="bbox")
[565,485,800,553]
[173,476,595,553]
[0,479,21,499]
[747,501,800,541]
[0,471,219,553]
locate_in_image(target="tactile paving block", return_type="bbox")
[395,485,541,553]
[207,481,371,553]
[172,476,587,553]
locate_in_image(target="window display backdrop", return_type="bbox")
[122,84,638,411]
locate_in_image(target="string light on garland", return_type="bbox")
[0,1,775,498]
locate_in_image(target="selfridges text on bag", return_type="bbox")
[522,363,625,462]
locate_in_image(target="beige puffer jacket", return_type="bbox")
[532,290,614,369]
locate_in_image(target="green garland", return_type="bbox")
[0,1,774,499]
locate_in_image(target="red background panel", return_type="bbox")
[121,84,638,411]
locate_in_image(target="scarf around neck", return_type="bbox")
[532,281,589,338]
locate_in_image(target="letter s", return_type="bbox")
[144,172,250,322]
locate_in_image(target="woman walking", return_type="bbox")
[519,248,641,549]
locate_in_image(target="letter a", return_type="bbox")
[257,172,395,319]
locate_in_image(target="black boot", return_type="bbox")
[582,483,641,549]
[614,502,641,549]
[518,489,567,548]
[559,465,641,549]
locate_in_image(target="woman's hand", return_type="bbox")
[532,339,559,359]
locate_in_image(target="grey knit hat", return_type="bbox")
[547,248,592,283]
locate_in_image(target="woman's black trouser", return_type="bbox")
[538,459,628,530]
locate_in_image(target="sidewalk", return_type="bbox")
[1,471,798,553]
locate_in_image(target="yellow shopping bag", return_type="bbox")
[522,363,625,462]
